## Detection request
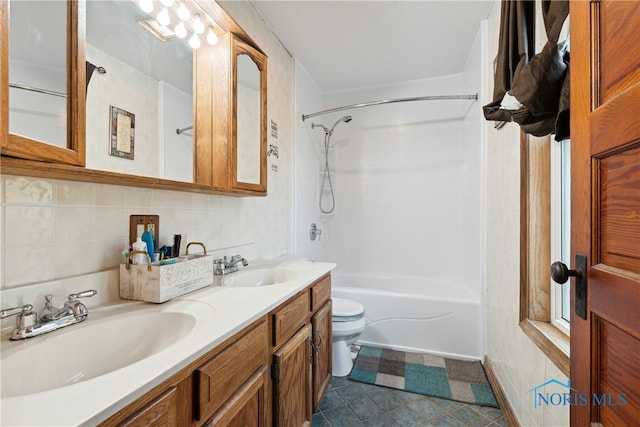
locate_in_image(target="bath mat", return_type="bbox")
[348,345,499,408]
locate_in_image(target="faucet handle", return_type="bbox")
[1,304,37,330]
[1,304,34,319]
[67,289,97,301]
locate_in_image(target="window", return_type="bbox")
[550,139,571,334]
[519,132,570,377]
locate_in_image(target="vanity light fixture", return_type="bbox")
[157,7,171,27]
[174,21,187,38]
[206,26,218,45]
[160,0,175,7]
[139,0,153,13]
[177,1,190,21]
[189,33,201,49]
[193,14,205,34]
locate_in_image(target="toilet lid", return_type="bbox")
[332,297,365,321]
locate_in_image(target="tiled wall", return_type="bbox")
[0,1,294,292]
[483,1,569,425]
[0,175,291,289]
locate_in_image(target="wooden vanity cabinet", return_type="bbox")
[309,275,332,411]
[195,319,269,426]
[100,274,333,427]
[99,319,269,427]
[269,274,333,426]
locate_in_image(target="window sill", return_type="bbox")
[519,318,569,377]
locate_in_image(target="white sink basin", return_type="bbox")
[1,302,207,397]
[222,263,302,287]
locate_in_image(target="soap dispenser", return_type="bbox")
[131,237,148,265]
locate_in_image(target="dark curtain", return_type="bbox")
[86,61,97,92]
[483,0,570,141]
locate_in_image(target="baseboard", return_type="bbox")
[483,356,521,427]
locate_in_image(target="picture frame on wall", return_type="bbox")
[109,105,135,160]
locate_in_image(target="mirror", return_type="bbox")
[4,0,85,166]
[9,1,67,147]
[236,53,261,184]
[85,0,194,182]
[232,38,266,192]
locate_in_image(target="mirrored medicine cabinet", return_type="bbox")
[0,0,268,196]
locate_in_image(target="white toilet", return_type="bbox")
[331,297,366,377]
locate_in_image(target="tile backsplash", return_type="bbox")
[0,175,292,289]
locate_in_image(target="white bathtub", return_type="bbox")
[331,273,483,360]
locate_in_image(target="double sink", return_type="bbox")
[1,259,327,425]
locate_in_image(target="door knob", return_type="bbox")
[550,254,588,320]
[550,261,583,284]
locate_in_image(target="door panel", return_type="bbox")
[597,147,640,273]
[597,319,640,425]
[597,0,640,103]
[571,1,640,426]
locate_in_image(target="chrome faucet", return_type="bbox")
[1,290,97,340]
[214,255,248,275]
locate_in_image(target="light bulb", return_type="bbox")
[139,0,153,13]
[177,1,190,21]
[206,26,218,45]
[157,8,171,27]
[189,33,201,49]
[160,0,174,7]
[193,14,205,34]
[174,21,187,39]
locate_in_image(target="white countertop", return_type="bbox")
[0,260,335,426]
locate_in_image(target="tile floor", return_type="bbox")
[314,376,508,427]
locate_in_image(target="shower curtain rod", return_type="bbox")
[302,93,478,121]
[9,83,67,98]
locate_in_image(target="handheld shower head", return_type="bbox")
[330,115,352,133]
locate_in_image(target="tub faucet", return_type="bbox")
[1,290,97,340]
[214,255,248,275]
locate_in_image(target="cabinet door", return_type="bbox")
[204,366,268,427]
[1,0,86,166]
[195,320,268,422]
[311,300,332,411]
[272,325,312,427]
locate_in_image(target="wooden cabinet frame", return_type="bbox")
[1,0,86,166]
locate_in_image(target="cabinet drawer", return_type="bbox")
[119,386,178,427]
[272,291,309,348]
[195,320,268,422]
[310,274,331,312]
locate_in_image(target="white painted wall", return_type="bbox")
[85,45,161,178]
[294,60,324,259]
[161,82,193,183]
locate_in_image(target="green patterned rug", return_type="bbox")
[348,345,499,408]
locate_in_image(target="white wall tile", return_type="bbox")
[55,206,95,242]
[4,244,55,286]
[4,176,54,205]
[95,183,127,206]
[4,206,54,246]
[55,181,95,205]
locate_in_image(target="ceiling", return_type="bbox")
[249,0,495,93]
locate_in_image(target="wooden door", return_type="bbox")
[311,300,332,411]
[272,325,312,427]
[571,1,640,425]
